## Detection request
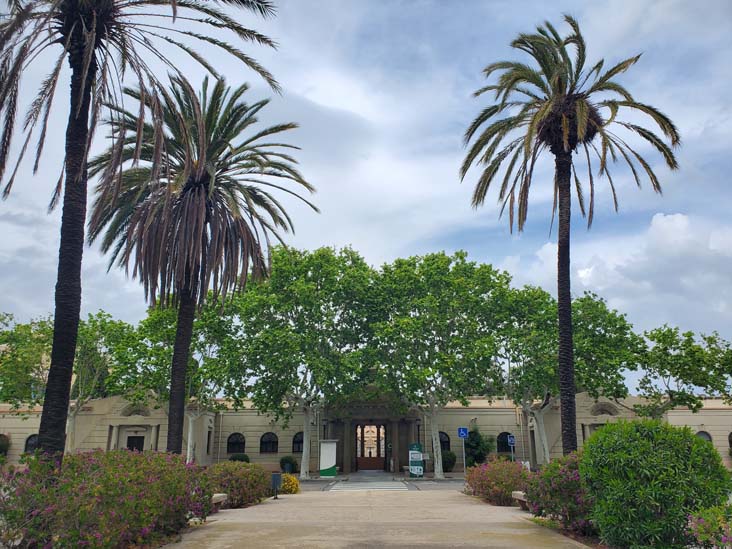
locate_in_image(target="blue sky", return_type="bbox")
[0,0,730,340]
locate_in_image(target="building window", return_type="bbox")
[292,432,304,453]
[206,430,212,455]
[127,435,145,452]
[728,432,732,450]
[497,432,512,453]
[696,431,713,443]
[260,432,278,454]
[439,431,450,452]
[24,434,38,453]
[227,433,246,454]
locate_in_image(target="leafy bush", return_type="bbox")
[465,426,494,467]
[207,461,270,508]
[525,452,595,536]
[0,449,211,548]
[0,434,9,456]
[442,449,457,472]
[581,419,731,549]
[465,456,529,506]
[688,505,732,548]
[229,453,250,462]
[280,473,300,494]
[279,454,299,473]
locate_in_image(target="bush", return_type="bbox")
[280,473,300,494]
[279,455,299,473]
[207,461,270,508]
[581,419,731,549]
[229,453,250,462]
[465,426,494,467]
[688,505,732,548]
[525,452,595,536]
[0,450,211,548]
[465,456,529,506]
[442,450,457,472]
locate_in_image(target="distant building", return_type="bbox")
[2,393,730,472]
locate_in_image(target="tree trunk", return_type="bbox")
[300,406,313,480]
[531,406,551,465]
[428,407,444,479]
[167,290,196,454]
[555,152,578,454]
[185,412,197,463]
[37,55,96,458]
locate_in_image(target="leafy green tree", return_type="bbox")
[635,326,732,418]
[229,247,375,478]
[88,77,316,454]
[0,0,280,458]
[461,15,680,453]
[0,314,53,406]
[502,289,640,463]
[373,252,505,478]
[464,426,495,467]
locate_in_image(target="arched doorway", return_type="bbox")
[356,423,387,470]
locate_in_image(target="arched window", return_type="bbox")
[439,431,450,452]
[497,431,512,453]
[260,432,278,454]
[292,432,304,453]
[227,433,245,454]
[728,432,732,449]
[24,434,39,453]
[696,431,713,442]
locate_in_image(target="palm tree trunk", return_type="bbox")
[167,290,196,453]
[37,57,96,458]
[555,151,578,454]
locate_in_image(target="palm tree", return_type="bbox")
[461,15,679,454]
[0,0,280,457]
[88,76,317,453]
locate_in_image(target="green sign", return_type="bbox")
[408,442,423,478]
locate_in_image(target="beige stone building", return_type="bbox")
[2,393,731,472]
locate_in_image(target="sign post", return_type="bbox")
[507,433,516,462]
[408,442,423,478]
[458,427,468,474]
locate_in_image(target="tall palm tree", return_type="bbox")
[461,15,679,453]
[0,0,280,457]
[88,76,317,453]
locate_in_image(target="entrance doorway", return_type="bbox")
[356,424,386,470]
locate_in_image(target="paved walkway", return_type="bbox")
[172,489,587,548]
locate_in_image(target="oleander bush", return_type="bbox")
[465,456,530,506]
[0,449,211,548]
[279,455,299,473]
[442,450,457,473]
[228,453,250,462]
[525,452,595,536]
[207,461,270,508]
[280,473,300,494]
[688,505,732,548]
[581,419,731,549]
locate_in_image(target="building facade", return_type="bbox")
[2,393,731,472]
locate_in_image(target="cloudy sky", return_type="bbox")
[1,0,730,341]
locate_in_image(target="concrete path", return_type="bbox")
[171,490,587,548]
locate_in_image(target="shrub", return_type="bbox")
[280,473,300,494]
[525,452,595,536]
[465,456,529,506]
[229,453,250,462]
[207,461,270,508]
[581,419,731,549]
[0,449,211,548]
[465,426,494,467]
[280,454,299,473]
[442,449,457,472]
[688,505,732,548]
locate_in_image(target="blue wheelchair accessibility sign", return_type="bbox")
[458,427,469,439]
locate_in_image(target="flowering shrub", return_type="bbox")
[688,505,732,548]
[207,461,270,508]
[581,420,731,549]
[465,456,529,505]
[0,449,211,548]
[280,473,300,494]
[525,452,595,535]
